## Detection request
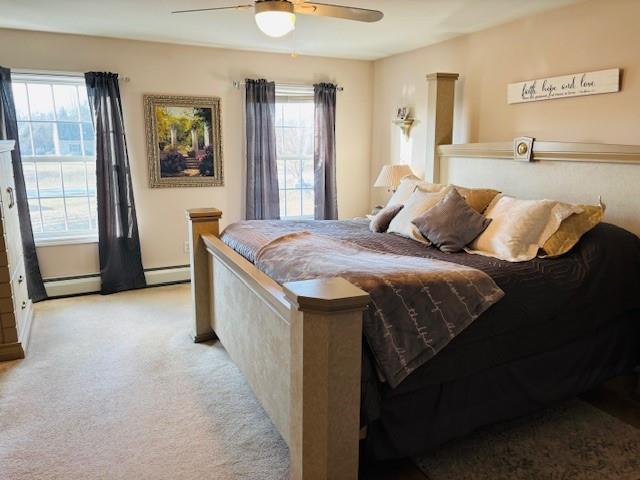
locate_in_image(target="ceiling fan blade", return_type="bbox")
[293,2,383,22]
[172,4,253,14]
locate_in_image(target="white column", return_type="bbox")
[425,72,459,183]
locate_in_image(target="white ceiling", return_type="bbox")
[0,0,581,60]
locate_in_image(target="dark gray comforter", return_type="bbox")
[221,219,640,386]
[252,230,503,387]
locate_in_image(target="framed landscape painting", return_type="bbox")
[144,94,223,188]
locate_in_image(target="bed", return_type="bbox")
[186,209,640,479]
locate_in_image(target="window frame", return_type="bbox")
[275,87,315,220]
[12,72,98,246]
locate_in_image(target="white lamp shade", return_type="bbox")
[255,11,296,37]
[373,164,415,189]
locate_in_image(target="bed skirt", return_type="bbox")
[363,312,640,460]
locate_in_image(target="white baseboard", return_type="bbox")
[44,276,101,297]
[146,266,190,286]
[44,266,190,298]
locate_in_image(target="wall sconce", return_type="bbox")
[393,106,415,139]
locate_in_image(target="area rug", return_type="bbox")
[414,400,640,480]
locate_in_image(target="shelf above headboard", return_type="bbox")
[438,141,640,165]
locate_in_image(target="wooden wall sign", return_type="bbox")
[508,68,620,104]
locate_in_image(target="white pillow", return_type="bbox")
[386,175,446,207]
[385,175,421,207]
[465,195,581,262]
[416,181,447,193]
[387,187,451,243]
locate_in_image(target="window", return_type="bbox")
[275,88,314,219]
[12,73,97,244]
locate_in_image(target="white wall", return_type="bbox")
[371,0,640,206]
[5,0,640,279]
[0,28,373,279]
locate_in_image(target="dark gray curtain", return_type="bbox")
[85,72,146,295]
[313,83,338,220]
[0,67,47,302]
[245,78,280,220]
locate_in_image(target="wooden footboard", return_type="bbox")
[187,209,370,480]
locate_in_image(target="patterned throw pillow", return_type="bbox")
[412,188,492,253]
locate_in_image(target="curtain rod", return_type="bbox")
[233,80,343,91]
[12,68,131,82]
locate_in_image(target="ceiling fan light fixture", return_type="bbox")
[254,1,296,37]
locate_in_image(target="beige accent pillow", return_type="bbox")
[387,187,451,243]
[540,204,604,257]
[453,185,501,213]
[465,195,581,262]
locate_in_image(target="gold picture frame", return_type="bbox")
[144,94,223,188]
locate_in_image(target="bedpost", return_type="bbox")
[284,278,370,480]
[425,72,459,183]
[186,208,222,343]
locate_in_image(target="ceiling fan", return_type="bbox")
[172,0,384,38]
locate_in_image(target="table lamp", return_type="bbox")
[373,164,415,192]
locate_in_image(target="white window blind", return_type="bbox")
[11,72,97,244]
[275,86,314,219]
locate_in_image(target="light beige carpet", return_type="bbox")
[0,285,288,480]
[3,285,638,480]
[415,399,640,480]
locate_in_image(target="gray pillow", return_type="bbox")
[369,204,404,233]
[411,188,491,252]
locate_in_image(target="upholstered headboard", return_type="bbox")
[436,140,640,236]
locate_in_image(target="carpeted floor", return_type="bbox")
[415,399,640,480]
[0,285,288,480]
[1,285,638,480]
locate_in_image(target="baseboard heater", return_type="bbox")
[43,265,190,298]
